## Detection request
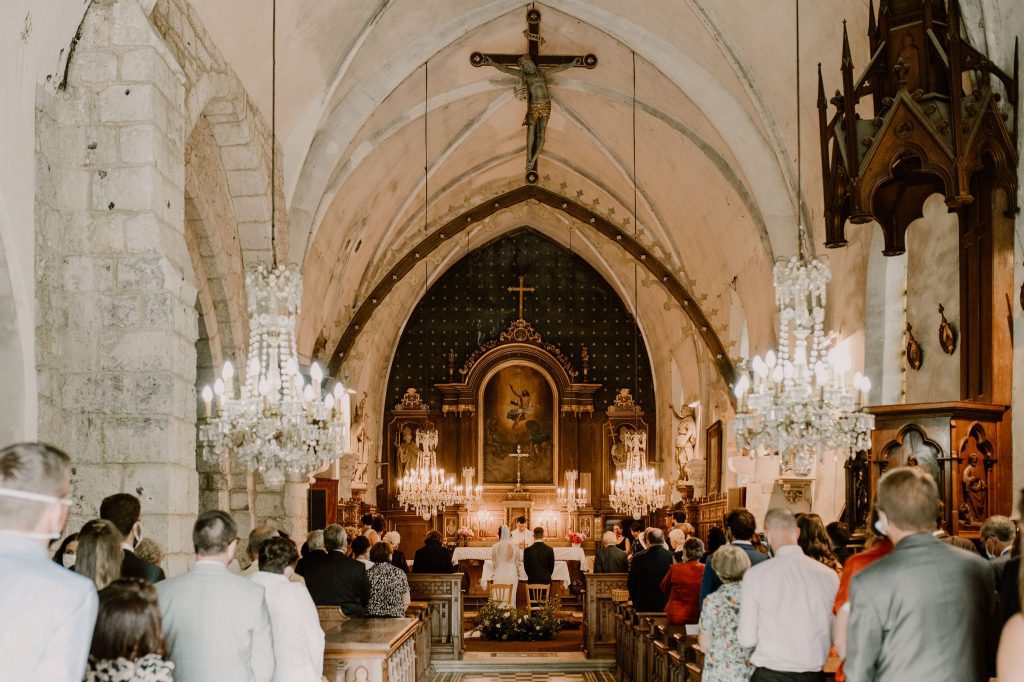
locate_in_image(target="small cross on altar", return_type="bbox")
[507,275,536,321]
[509,445,530,492]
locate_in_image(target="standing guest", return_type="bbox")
[412,530,456,573]
[511,515,534,551]
[594,530,629,573]
[303,523,370,616]
[613,523,631,554]
[933,501,980,554]
[699,545,754,681]
[76,519,124,590]
[371,517,386,544]
[700,508,769,602]
[627,528,674,611]
[825,522,854,566]
[846,467,997,682]
[53,531,79,569]
[832,505,893,682]
[668,527,687,552]
[241,525,279,576]
[999,543,1022,633]
[249,538,324,682]
[670,511,689,535]
[156,510,274,682]
[367,541,412,617]
[351,534,373,570]
[997,489,1024,678]
[360,514,380,545]
[523,527,556,584]
[629,521,647,556]
[702,527,727,564]
[0,442,98,681]
[661,537,705,625]
[981,514,1016,582]
[384,530,409,573]
[738,507,839,681]
[100,493,165,583]
[797,513,843,575]
[133,538,165,572]
[296,529,327,577]
[84,579,174,681]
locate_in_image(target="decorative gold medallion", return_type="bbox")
[938,304,957,355]
[905,323,923,370]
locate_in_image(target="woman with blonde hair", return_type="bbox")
[698,544,753,680]
[76,519,123,590]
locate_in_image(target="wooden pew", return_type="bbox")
[614,602,631,681]
[321,617,420,682]
[405,602,433,682]
[407,573,464,660]
[667,632,686,682]
[582,572,628,659]
[648,623,686,682]
[684,639,704,681]
[630,611,666,682]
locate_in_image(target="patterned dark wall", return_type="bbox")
[386,229,654,411]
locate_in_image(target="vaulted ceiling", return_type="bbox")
[191,0,879,374]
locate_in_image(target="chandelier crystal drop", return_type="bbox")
[198,264,350,487]
[608,431,665,520]
[732,253,874,474]
[396,427,462,520]
[557,469,587,513]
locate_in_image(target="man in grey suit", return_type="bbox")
[846,467,997,682]
[593,531,629,573]
[157,510,275,682]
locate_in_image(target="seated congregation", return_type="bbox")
[4,440,1024,681]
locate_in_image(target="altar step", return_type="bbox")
[433,652,614,676]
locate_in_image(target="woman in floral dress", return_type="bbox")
[698,545,753,681]
[366,541,411,617]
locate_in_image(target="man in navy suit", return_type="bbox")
[523,527,555,584]
[700,508,767,602]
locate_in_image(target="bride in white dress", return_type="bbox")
[490,525,519,608]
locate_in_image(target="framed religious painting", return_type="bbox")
[705,420,723,496]
[477,360,558,486]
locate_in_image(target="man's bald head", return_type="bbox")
[764,507,799,547]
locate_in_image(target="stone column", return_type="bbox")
[36,0,198,575]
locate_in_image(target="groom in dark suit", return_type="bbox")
[523,527,555,584]
[100,493,165,583]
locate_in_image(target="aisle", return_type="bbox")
[434,673,613,682]
[432,652,614,679]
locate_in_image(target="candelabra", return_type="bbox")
[732,255,874,474]
[461,467,484,511]
[557,470,587,513]
[396,427,461,520]
[609,431,665,520]
[198,264,350,487]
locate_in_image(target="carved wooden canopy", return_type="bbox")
[818,0,1018,255]
[435,318,600,415]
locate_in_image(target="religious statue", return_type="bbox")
[479,54,581,174]
[396,425,418,480]
[670,405,698,481]
[351,392,370,487]
[610,424,633,470]
[960,453,987,525]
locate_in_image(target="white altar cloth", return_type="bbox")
[479,559,571,588]
[451,545,588,565]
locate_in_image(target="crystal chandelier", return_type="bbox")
[609,431,665,520]
[396,427,462,520]
[732,256,874,473]
[557,470,587,513]
[199,264,350,487]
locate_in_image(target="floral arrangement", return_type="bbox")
[566,531,587,545]
[457,527,475,539]
[476,599,564,641]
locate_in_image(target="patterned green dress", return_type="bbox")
[698,582,755,681]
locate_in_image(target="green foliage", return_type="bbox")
[476,598,564,641]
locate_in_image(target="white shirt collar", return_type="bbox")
[1000,546,1013,557]
[732,540,754,546]
[121,542,134,553]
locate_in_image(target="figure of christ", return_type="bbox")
[480,55,581,172]
[506,384,535,427]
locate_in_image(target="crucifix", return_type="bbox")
[507,275,536,321]
[509,445,530,492]
[471,7,597,184]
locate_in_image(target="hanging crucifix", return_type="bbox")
[507,274,535,321]
[471,7,597,184]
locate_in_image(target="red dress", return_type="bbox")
[660,560,705,625]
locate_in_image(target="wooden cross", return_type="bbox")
[507,275,536,321]
[470,7,597,184]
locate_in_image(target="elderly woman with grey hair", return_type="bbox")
[383,530,409,574]
[698,544,754,681]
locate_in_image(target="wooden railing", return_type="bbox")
[582,572,628,658]
[407,573,464,660]
[321,616,420,682]
[405,602,433,682]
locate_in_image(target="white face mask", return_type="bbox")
[0,487,72,541]
[61,554,76,569]
[134,522,144,546]
[874,512,889,537]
